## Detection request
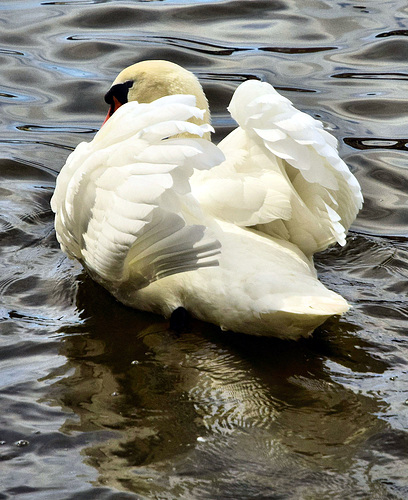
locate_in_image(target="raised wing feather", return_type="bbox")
[192,80,363,256]
[51,96,223,288]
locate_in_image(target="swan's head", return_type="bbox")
[103,60,210,132]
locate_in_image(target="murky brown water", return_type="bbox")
[1,1,408,498]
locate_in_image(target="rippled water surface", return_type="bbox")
[1,1,408,498]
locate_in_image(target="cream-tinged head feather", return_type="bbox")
[111,60,211,138]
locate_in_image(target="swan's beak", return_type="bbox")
[102,96,122,126]
[102,80,132,126]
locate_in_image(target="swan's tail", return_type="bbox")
[255,293,349,339]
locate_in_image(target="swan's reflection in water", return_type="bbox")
[48,276,390,498]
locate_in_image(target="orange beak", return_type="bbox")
[102,96,123,126]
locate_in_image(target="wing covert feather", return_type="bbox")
[193,80,362,256]
[51,96,223,288]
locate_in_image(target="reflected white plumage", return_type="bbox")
[51,60,363,339]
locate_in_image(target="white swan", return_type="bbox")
[51,60,363,340]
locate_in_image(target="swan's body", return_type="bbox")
[51,60,362,339]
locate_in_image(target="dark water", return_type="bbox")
[1,1,408,498]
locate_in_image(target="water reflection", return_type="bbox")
[39,273,396,497]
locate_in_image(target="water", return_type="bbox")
[1,1,408,498]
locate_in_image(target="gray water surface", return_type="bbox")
[1,1,408,498]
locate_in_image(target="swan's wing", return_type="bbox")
[192,80,363,256]
[51,96,224,288]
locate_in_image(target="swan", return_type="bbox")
[51,60,363,340]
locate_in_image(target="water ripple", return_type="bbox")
[16,124,98,134]
[376,29,408,38]
[344,137,408,151]
[333,72,408,81]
